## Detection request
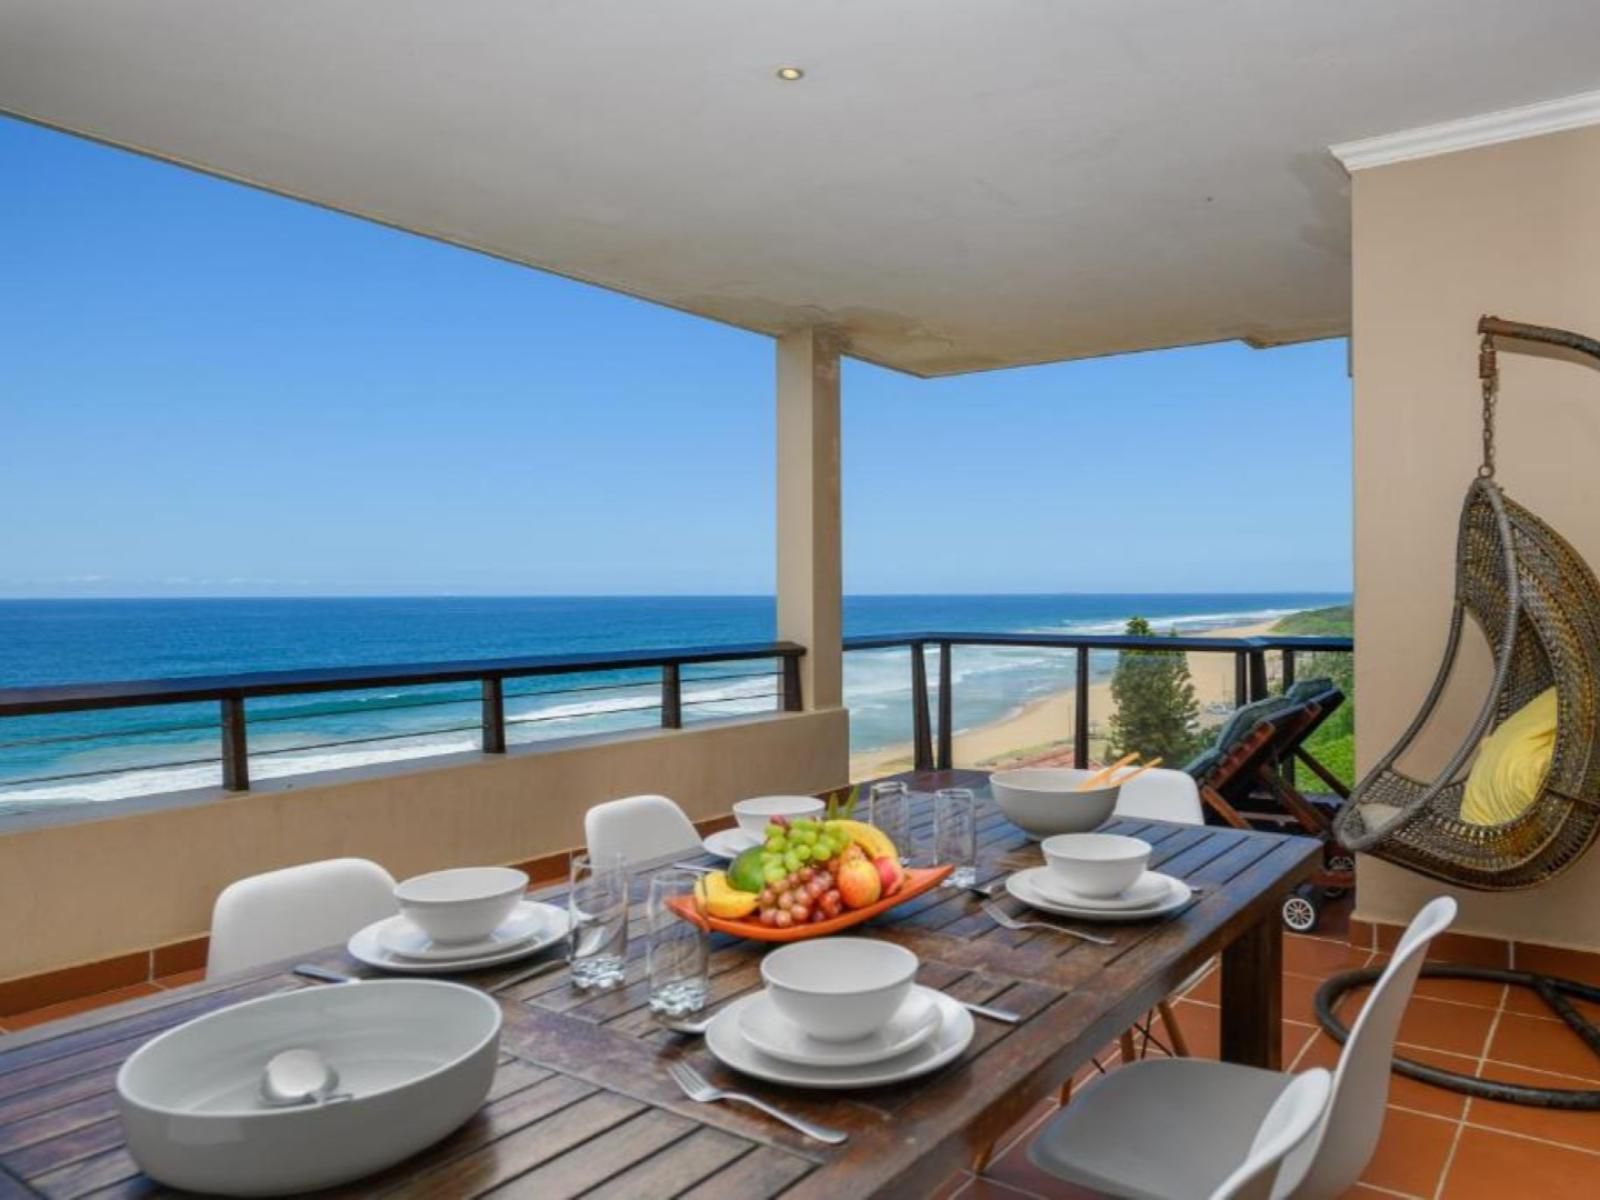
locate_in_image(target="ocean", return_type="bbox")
[0,593,1346,812]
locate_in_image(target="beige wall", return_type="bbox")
[1351,125,1600,949]
[0,710,848,980]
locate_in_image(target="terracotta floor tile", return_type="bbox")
[1502,980,1600,1022]
[4,982,162,1031]
[1486,1011,1600,1081]
[990,1095,1059,1158]
[1465,1061,1600,1152]
[1364,955,1508,1010]
[1292,1033,1474,1120]
[1515,943,1600,991]
[1334,1187,1419,1199]
[964,1176,1067,1200]
[1357,1106,1459,1197]
[1283,970,1334,1026]
[929,1170,973,1200]
[1336,992,1496,1059]
[1182,965,1220,1005]
[154,968,205,989]
[1284,933,1371,978]
[1440,1125,1600,1200]
[1166,999,1318,1065]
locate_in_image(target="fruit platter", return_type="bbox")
[671,803,952,942]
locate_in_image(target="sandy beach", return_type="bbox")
[848,620,1277,780]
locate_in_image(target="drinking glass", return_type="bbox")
[566,851,629,990]
[934,787,978,889]
[645,869,709,1017]
[868,780,914,864]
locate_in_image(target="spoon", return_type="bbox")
[259,1047,349,1107]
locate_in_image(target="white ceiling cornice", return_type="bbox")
[1331,87,1600,172]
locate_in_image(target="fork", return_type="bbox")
[980,899,1116,946]
[665,1060,849,1144]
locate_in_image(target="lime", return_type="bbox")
[728,847,768,893]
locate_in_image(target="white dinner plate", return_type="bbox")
[737,986,942,1068]
[378,901,554,962]
[706,987,973,1089]
[702,828,762,860]
[1007,868,1192,922]
[349,903,570,973]
[1028,870,1176,912]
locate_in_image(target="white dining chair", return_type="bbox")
[1212,1068,1333,1200]
[206,857,398,979]
[1114,766,1204,1060]
[584,794,701,868]
[1114,766,1204,825]
[1026,896,1456,1199]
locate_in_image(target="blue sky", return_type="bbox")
[1,115,1352,597]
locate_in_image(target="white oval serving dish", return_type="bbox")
[989,768,1120,839]
[116,979,501,1196]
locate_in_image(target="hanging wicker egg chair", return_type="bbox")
[1334,316,1600,890]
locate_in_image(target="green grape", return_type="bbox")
[765,822,786,838]
[764,865,787,884]
[764,837,784,853]
[784,851,802,873]
[815,836,835,859]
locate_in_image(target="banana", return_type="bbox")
[831,818,900,864]
[693,871,760,920]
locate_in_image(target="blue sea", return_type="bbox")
[0,593,1345,812]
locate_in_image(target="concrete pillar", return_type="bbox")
[776,328,843,711]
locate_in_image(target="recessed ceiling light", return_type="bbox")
[776,66,805,81]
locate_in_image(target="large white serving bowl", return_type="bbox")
[393,866,528,945]
[732,794,825,837]
[989,768,1120,839]
[117,980,501,1196]
[1040,833,1152,898]
[760,937,917,1043]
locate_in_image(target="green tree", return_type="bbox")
[1106,616,1206,765]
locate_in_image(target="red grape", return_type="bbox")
[790,902,810,923]
[777,890,794,909]
[758,887,775,906]
[800,866,816,883]
[758,908,777,927]
[810,907,827,924]
[774,910,794,928]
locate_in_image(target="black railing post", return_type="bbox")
[220,697,249,791]
[481,678,506,753]
[1074,646,1091,768]
[910,642,934,771]
[936,641,953,771]
[781,653,803,711]
[1282,648,1296,691]
[661,664,683,729]
[1248,648,1269,703]
[1234,651,1248,708]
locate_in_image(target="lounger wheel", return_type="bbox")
[1282,885,1320,934]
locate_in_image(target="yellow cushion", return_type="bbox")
[1461,688,1558,826]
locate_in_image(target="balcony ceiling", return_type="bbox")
[3,2,1599,376]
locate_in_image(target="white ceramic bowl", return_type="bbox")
[733,794,825,838]
[760,937,918,1042]
[117,980,501,1196]
[393,866,528,945]
[1041,833,1152,898]
[990,768,1120,840]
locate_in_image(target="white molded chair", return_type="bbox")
[206,857,398,978]
[1115,766,1204,1060]
[584,794,701,868]
[1028,896,1457,1199]
[1114,767,1204,825]
[1212,1069,1333,1200]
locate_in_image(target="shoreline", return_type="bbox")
[848,619,1279,779]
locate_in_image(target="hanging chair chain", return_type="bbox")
[1479,332,1498,479]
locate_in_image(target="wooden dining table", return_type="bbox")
[0,770,1319,1199]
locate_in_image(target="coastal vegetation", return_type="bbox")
[1105,617,1207,766]
[1271,604,1355,787]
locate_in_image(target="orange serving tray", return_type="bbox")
[668,865,954,942]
